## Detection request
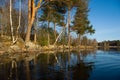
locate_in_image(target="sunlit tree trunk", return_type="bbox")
[25,0,33,42]
[10,0,15,43]
[25,0,42,42]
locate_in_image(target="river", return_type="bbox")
[0,49,120,80]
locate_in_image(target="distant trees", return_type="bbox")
[98,40,120,47]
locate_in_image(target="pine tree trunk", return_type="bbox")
[48,21,50,46]
[0,26,3,37]
[0,15,3,37]
[25,0,42,42]
[54,22,56,41]
[68,9,71,49]
[34,29,37,43]
[78,34,81,48]
[25,0,31,42]
[34,13,38,44]
[25,0,36,42]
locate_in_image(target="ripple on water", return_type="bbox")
[88,50,120,80]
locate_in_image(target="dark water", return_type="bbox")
[0,50,120,80]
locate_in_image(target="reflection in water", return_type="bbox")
[72,60,93,80]
[72,50,94,80]
[0,50,95,80]
[10,59,18,80]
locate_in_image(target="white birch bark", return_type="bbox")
[10,0,21,44]
[10,0,15,43]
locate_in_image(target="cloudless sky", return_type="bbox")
[88,0,120,42]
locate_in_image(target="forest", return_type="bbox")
[0,0,97,52]
[98,40,120,47]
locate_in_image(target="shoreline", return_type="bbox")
[0,45,96,54]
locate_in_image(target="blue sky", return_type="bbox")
[88,0,120,42]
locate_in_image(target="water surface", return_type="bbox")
[0,50,120,80]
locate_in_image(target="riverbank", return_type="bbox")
[0,44,96,54]
[0,36,96,54]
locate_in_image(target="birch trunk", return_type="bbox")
[10,0,15,43]
[10,0,21,44]
[53,22,68,46]
[15,0,21,42]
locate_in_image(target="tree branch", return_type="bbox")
[35,0,42,10]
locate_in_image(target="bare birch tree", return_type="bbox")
[10,0,15,43]
[10,0,21,44]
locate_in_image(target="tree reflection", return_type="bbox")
[72,60,93,80]
[0,62,11,80]
[71,50,94,80]
[0,50,95,80]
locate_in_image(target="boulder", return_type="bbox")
[25,42,39,50]
[8,45,21,53]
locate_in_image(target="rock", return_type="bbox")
[8,45,21,53]
[11,45,20,49]
[25,42,39,50]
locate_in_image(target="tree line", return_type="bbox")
[0,0,96,47]
[98,40,120,47]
